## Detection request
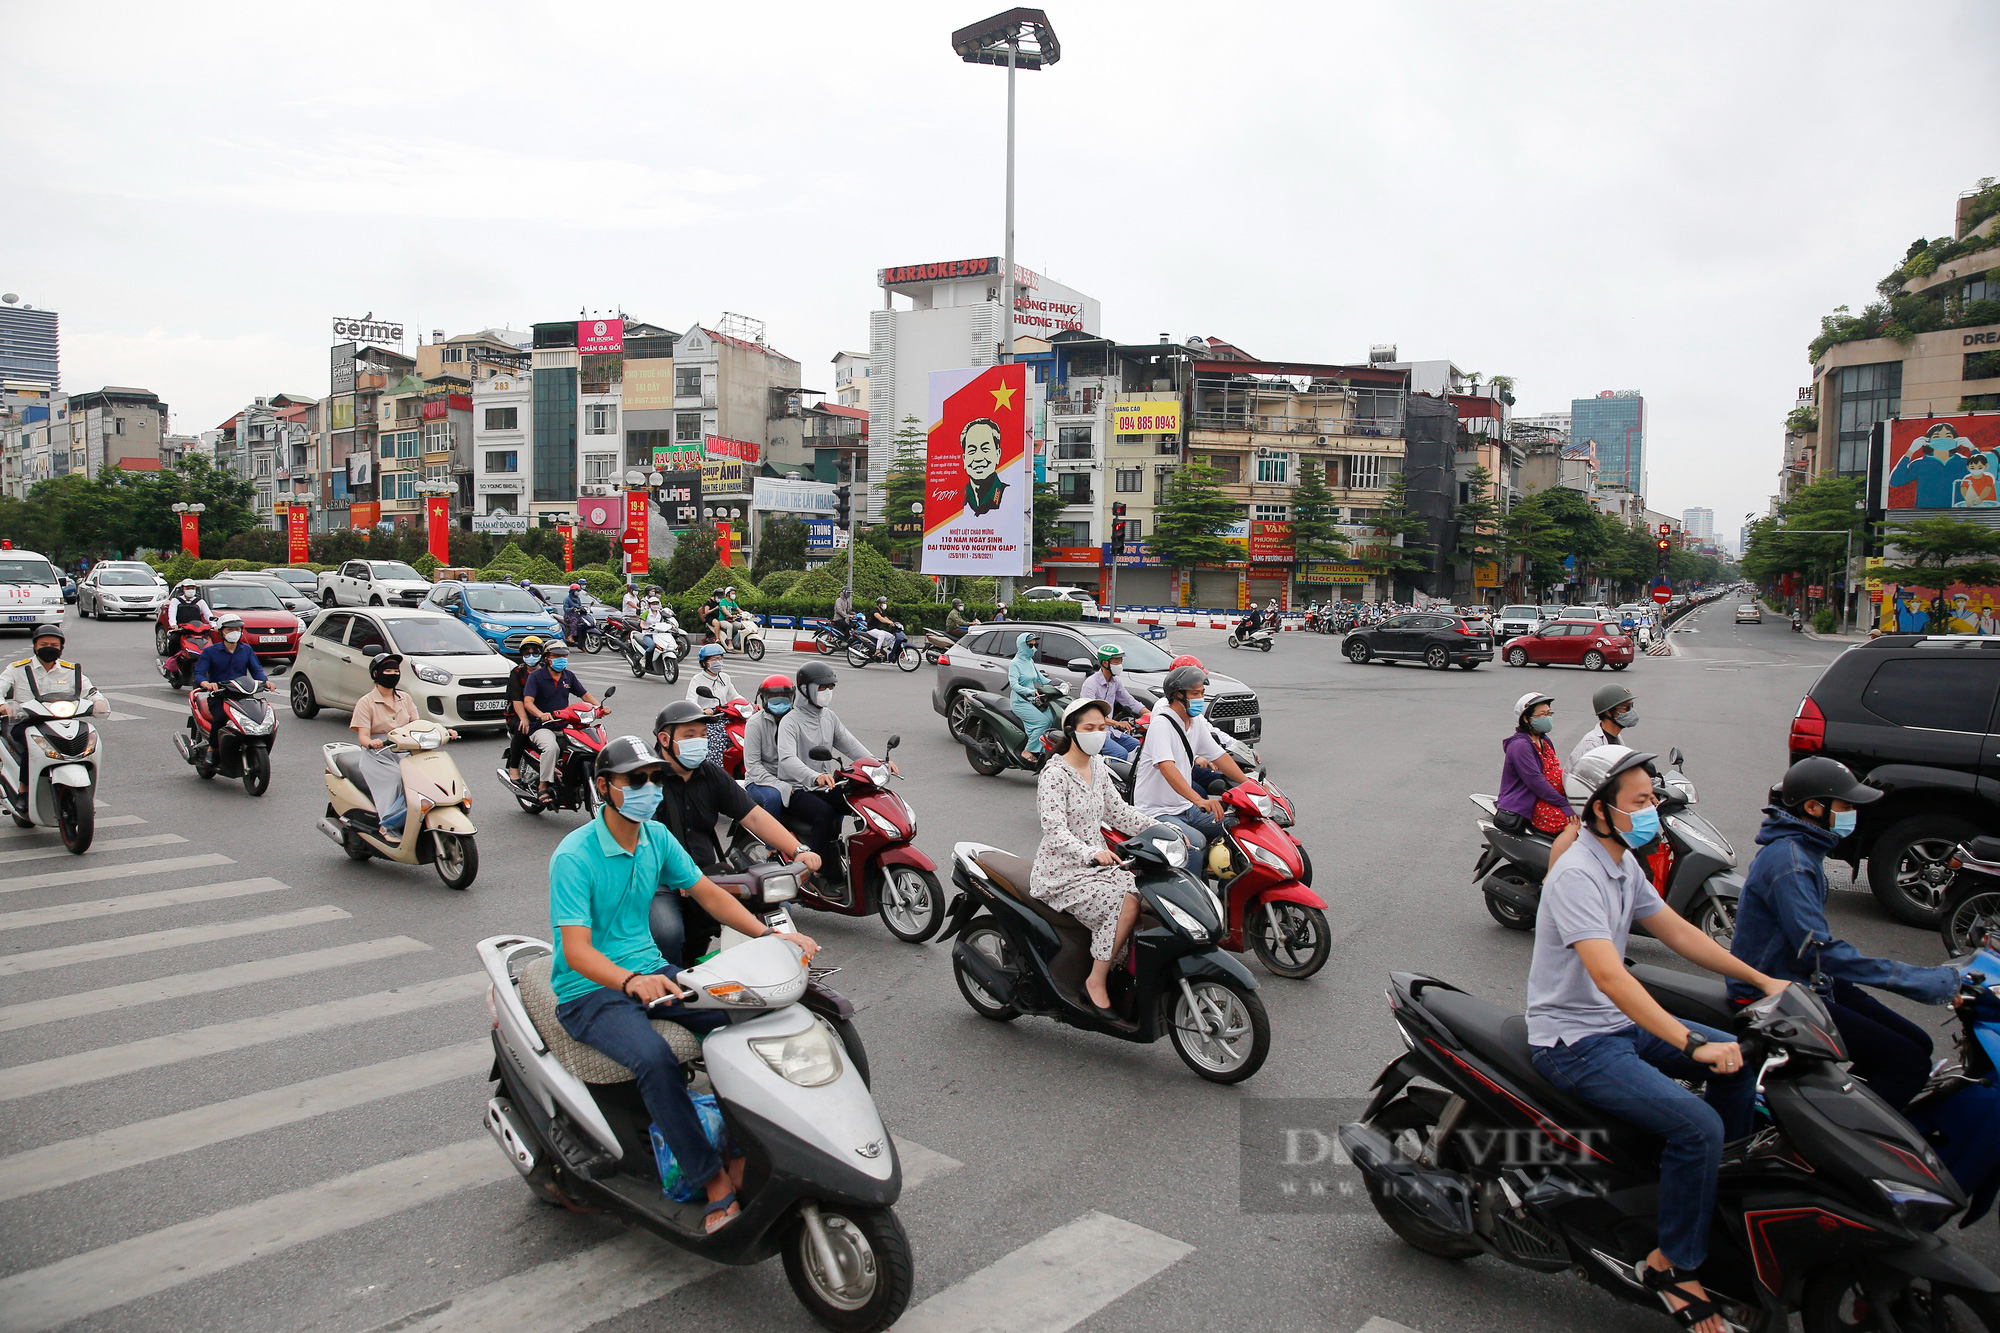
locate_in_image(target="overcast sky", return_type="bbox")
[6,0,1996,540]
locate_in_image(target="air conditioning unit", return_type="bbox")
[579,483,615,496]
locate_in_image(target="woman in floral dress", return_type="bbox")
[1029,698,1162,1017]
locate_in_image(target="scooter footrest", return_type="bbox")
[545,1113,618,1180]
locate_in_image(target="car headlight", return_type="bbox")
[1158,895,1212,940]
[1242,837,1292,873]
[749,1020,844,1087]
[412,664,452,686]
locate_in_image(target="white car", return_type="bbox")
[0,548,69,632]
[1494,604,1543,641]
[1021,585,1104,621]
[78,564,168,619]
[317,559,433,608]
[287,606,517,734]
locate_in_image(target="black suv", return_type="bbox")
[1341,612,1494,670]
[1790,634,2000,926]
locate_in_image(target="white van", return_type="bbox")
[0,549,69,632]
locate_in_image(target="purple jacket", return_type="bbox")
[1497,731,1567,819]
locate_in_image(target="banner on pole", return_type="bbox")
[715,520,733,566]
[426,496,451,565]
[621,491,650,573]
[560,525,575,572]
[920,364,1027,575]
[180,513,201,558]
[287,506,310,565]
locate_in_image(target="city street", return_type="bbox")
[1,598,1991,1333]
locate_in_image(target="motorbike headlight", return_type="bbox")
[412,664,452,686]
[759,872,800,904]
[1242,837,1292,874]
[862,805,901,836]
[1872,1179,1961,1228]
[1249,793,1278,820]
[1158,895,1212,941]
[749,1020,844,1087]
[862,764,890,787]
[1154,835,1188,869]
[238,711,275,735]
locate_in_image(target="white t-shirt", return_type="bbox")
[1133,709,1226,817]
[1567,723,1611,775]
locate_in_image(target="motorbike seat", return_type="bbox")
[331,747,371,791]
[1629,963,1738,1031]
[1418,987,1597,1122]
[514,955,702,1084]
[966,689,1011,713]
[1965,835,2000,866]
[973,849,1096,995]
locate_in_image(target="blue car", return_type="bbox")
[422,581,561,655]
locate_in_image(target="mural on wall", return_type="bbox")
[1878,582,2000,635]
[1885,416,2000,510]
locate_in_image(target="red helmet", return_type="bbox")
[1168,654,1204,672]
[758,673,794,697]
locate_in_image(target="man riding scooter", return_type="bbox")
[521,641,604,806]
[1729,756,1961,1109]
[945,598,974,640]
[166,581,214,655]
[188,613,267,748]
[864,597,906,662]
[1077,644,1143,761]
[502,635,546,785]
[0,624,108,780]
[774,662,894,872]
[1131,663,1249,853]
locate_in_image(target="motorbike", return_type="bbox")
[813,617,868,658]
[604,615,682,684]
[949,681,1070,776]
[494,687,615,815]
[1791,610,1804,633]
[1903,944,2000,1230]
[1941,836,2000,955]
[0,683,104,853]
[158,620,216,689]
[1339,972,2000,1333]
[845,626,920,672]
[711,612,768,662]
[693,684,749,780]
[174,675,277,796]
[477,924,910,1332]
[1102,778,1327,978]
[921,627,957,666]
[1469,747,1741,944]
[1226,621,1276,652]
[940,824,1271,1082]
[318,718,478,889]
[560,604,606,655]
[723,734,946,943]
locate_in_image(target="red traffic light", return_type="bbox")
[1656,538,1671,552]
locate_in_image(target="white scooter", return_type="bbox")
[0,686,105,854]
[1226,622,1276,652]
[477,867,909,1332]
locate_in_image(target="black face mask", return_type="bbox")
[34,645,60,665]
[376,675,401,690]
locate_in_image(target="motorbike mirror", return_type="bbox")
[809,745,834,761]
[696,686,715,700]
[1669,747,1684,770]
[886,734,901,751]
[602,685,616,700]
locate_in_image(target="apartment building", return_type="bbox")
[215,394,315,527]
[832,351,871,409]
[0,299,59,390]
[326,343,416,531]
[471,375,530,530]
[1571,390,1646,495]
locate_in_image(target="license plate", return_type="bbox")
[1233,718,1251,734]
[471,698,507,711]
[260,635,288,644]
[9,615,39,623]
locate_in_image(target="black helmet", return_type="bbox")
[31,622,64,645]
[796,661,837,691]
[595,734,663,778]
[1778,757,1881,809]
[1162,664,1207,700]
[368,653,404,685]
[652,699,715,733]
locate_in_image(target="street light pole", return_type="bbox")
[1002,34,1016,368]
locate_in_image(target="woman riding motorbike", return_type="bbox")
[1497,691,1573,838]
[1008,630,1057,764]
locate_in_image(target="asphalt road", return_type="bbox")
[0,598,1990,1333]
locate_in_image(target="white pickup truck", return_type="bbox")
[317,559,433,608]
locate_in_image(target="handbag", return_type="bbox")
[1492,807,1528,834]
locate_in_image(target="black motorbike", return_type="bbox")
[1942,835,2000,955]
[1340,971,2000,1333]
[940,824,1271,1083]
[813,616,867,657]
[174,675,278,797]
[845,624,921,672]
[1470,747,1740,945]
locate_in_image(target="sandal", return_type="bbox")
[1636,1261,1724,1330]
[703,1191,739,1234]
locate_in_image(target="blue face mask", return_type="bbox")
[675,738,710,768]
[1186,699,1207,717]
[550,657,569,673]
[1529,716,1554,734]
[767,698,791,716]
[1618,805,1661,848]
[521,654,541,668]
[615,782,662,823]
[1831,808,1857,838]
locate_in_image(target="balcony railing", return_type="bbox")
[1191,412,1402,439]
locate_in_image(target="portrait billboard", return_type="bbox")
[920,364,1028,575]
[1884,415,2000,510]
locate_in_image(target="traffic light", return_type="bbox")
[834,485,852,527]
[1112,501,1127,518]
[1111,520,1126,556]
[1656,536,1671,569]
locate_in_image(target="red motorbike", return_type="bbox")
[173,675,278,796]
[1107,778,1329,978]
[493,688,614,814]
[159,621,216,689]
[726,734,945,943]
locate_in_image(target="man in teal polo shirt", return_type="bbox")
[550,734,819,1234]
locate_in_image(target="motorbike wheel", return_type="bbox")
[877,866,944,942]
[433,832,478,890]
[8,807,31,829]
[1608,662,1628,671]
[56,787,93,855]
[663,656,680,685]
[1942,885,2000,955]
[1363,1092,1483,1260]
[924,649,941,665]
[1296,844,1313,887]
[628,651,647,679]
[743,637,766,662]
[581,632,603,655]
[1690,895,1737,949]
[1868,814,1976,927]
[289,674,319,719]
[242,746,270,797]
[153,625,171,656]
[1801,1268,2000,1333]
[846,640,873,669]
[894,646,921,672]
[515,791,543,814]
[952,917,1020,1020]
[1250,902,1331,979]
[961,722,1008,777]
[1345,639,1370,664]
[1168,976,1269,1083]
[1260,639,1272,652]
[194,754,217,780]
[815,630,841,656]
[780,1204,912,1333]
[1484,876,1536,930]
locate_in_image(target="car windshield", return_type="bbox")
[227,577,298,599]
[465,586,548,614]
[267,569,315,584]
[382,616,492,656]
[0,557,58,585]
[368,562,425,581]
[203,584,283,610]
[1080,630,1176,672]
[99,570,157,586]
[1500,606,1537,618]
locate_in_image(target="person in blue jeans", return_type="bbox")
[550,735,819,1234]
[1525,744,1787,1333]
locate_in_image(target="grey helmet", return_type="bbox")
[1162,664,1208,701]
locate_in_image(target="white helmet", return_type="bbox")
[1513,691,1554,718]
[1563,743,1658,804]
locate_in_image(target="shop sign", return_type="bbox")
[704,434,761,464]
[1046,546,1100,565]
[1249,520,1293,563]
[1474,562,1501,588]
[657,469,702,528]
[472,514,529,534]
[476,478,524,492]
[651,444,701,468]
[1111,401,1180,435]
[577,318,624,354]
[806,521,836,552]
[332,314,404,345]
[752,477,837,513]
[877,257,998,286]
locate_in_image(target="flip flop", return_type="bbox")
[703,1191,739,1234]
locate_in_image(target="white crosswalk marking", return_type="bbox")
[1355,1320,1427,1333]
[0,876,291,933]
[0,1138,513,1333]
[361,1136,960,1333]
[0,852,234,894]
[0,813,145,838]
[0,971,486,1101]
[893,1211,1194,1333]
[100,691,196,712]
[0,1039,488,1203]
[0,903,350,974]
[0,832,187,865]
[0,936,431,1032]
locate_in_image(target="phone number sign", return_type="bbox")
[1111,401,1180,435]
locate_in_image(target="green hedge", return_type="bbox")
[671,596,1077,632]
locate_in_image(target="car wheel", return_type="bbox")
[1868,814,1979,927]
[1506,647,1528,667]
[1344,639,1370,664]
[290,674,319,719]
[1609,662,1628,671]
[369,596,383,606]
[322,590,338,607]
[1582,650,1606,671]
[1423,646,1448,670]
[79,597,91,619]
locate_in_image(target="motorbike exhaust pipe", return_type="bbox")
[172,734,193,763]
[485,1097,539,1176]
[951,937,1016,1006]
[316,818,347,846]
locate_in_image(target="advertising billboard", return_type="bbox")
[577,494,627,531]
[920,364,1028,576]
[752,477,837,514]
[1248,520,1293,563]
[1884,415,2000,510]
[622,490,650,572]
[701,456,746,493]
[346,452,372,486]
[625,359,675,412]
[704,434,761,464]
[1111,401,1181,435]
[657,470,702,528]
[577,318,624,355]
[348,501,381,530]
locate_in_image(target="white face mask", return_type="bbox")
[223,630,241,645]
[1107,663,1123,676]
[1074,730,1107,755]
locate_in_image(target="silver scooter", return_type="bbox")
[477,885,910,1331]
[0,685,104,853]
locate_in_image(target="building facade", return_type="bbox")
[1571,390,1645,496]
[1681,507,1714,540]
[832,351,871,409]
[0,301,59,391]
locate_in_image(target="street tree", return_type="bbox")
[1449,464,1505,584]
[1151,461,1239,588]
[1031,481,1067,560]
[1500,494,1563,598]
[751,516,810,581]
[1873,516,2000,632]
[880,416,927,558]
[1287,463,1347,579]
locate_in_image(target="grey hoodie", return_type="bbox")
[774,693,868,789]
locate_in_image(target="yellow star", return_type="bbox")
[990,382,1017,411]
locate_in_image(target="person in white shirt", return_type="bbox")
[687,644,741,754]
[1568,683,1638,773]
[620,585,640,617]
[1131,663,1248,853]
[0,624,107,787]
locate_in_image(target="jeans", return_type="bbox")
[1156,805,1224,853]
[649,890,723,968]
[556,971,728,1190]
[745,783,785,820]
[1828,977,1934,1110]
[1531,1020,1753,1269]
[1100,728,1139,761]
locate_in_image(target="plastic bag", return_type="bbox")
[649,1092,730,1203]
